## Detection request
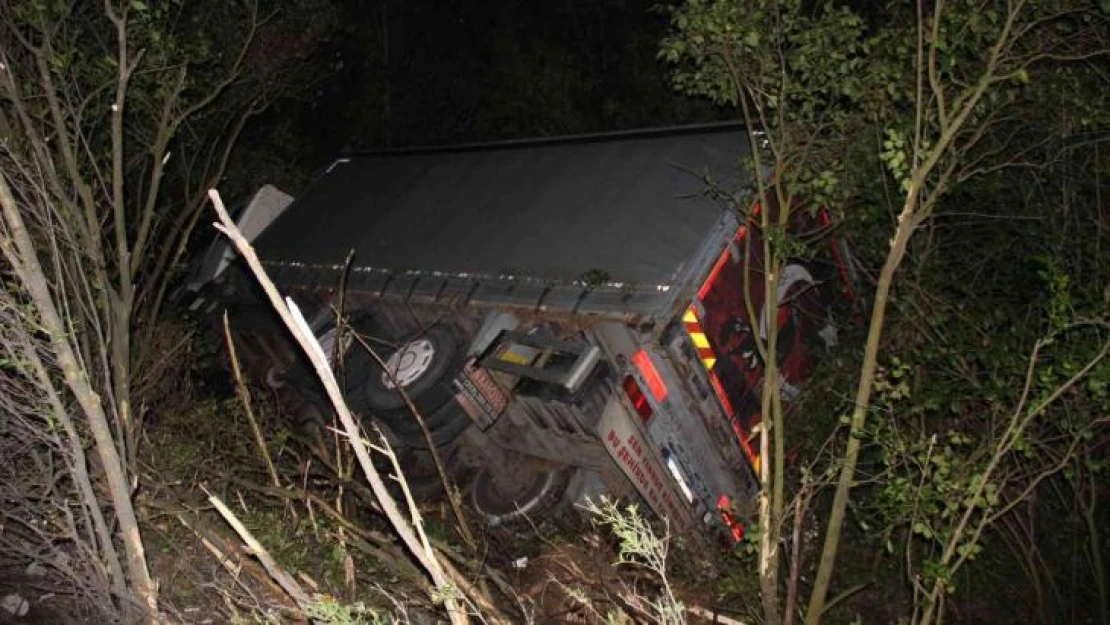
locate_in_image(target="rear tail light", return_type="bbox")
[717,495,745,543]
[622,375,653,422]
[631,349,668,403]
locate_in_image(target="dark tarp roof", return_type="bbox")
[254,125,751,287]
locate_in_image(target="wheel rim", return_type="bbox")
[472,465,562,525]
[381,338,436,389]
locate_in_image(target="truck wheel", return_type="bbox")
[384,444,459,501]
[470,463,573,527]
[353,324,464,421]
[380,397,474,449]
[284,311,386,430]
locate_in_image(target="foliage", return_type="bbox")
[303,595,389,625]
[319,0,722,149]
[586,497,686,625]
[661,0,869,211]
[0,273,120,622]
[0,0,335,618]
[661,3,883,622]
[660,0,1109,623]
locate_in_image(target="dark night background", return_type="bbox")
[318,0,723,146]
[238,0,729,195]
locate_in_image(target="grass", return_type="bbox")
[140,376,419,620]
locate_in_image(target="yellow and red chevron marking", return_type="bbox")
[682,307,717,371]
[686,305,762,473]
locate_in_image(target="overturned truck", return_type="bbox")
[189,123,855,541]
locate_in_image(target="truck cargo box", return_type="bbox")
[253,123,751,323]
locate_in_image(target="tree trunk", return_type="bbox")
[803,193,920,625]
[0,172,158,619]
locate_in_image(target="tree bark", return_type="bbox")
[0,172,158,619]
[803,195,919,625]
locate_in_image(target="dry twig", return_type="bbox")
[208,189,472,624]
[223,313,282,491]
[207,492,313,611]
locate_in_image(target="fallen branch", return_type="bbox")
[435,544,518,612]
[224,475,390,544]
[688,605,749,625]
[436,550,513,624]
[176,511,286,610]
[207,492,312,611]
[208,189,471,624]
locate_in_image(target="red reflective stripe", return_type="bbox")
[632,349,668,403]
[733,418,760,472]
[697,224,750,301]
[698,247,732,300]
[738,427,758,467]
[697,223,748,301]
[709,371,735,417]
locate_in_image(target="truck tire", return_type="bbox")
[352,324,463,419]
[383,444,459,501]
[380,397,474,449]
[469,463,574,527]
[283,311,387,432]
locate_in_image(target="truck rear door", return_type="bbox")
[681,202,844,472]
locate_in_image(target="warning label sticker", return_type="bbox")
[453,359,508,430]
